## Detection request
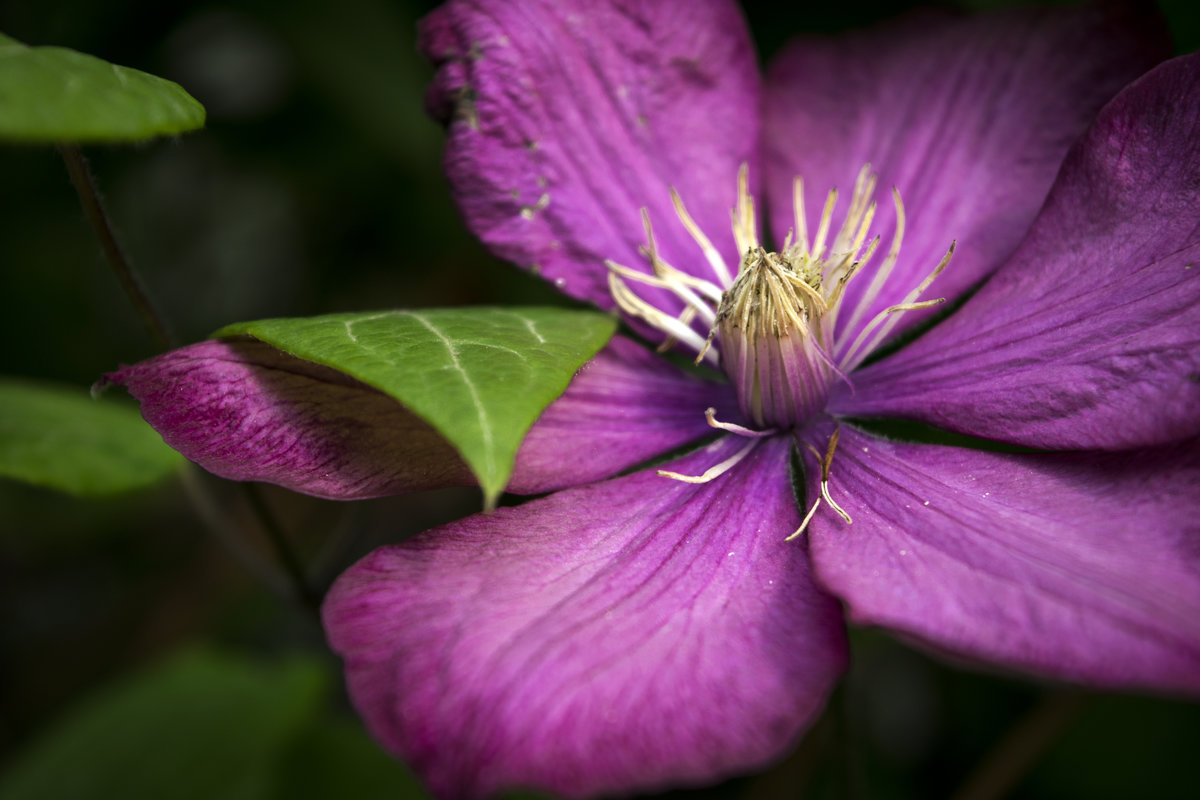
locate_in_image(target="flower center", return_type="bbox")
[605,165,954,537]
[715,245,835,428]
[608,163,954,431]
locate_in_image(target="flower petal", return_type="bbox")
[421,0,759,315]
[112,337,728,500]
[834,53,1200,450]
[764,2,1167,350]
[509,335,736,494]
[804,425,1200,695]
[110,338,473,499]
[324,435,847,799]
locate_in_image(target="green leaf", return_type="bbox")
[0,32,205,142]
[272,720,430,800]
[215,307,616,507]
[0,650,326,800]
[0,378,183,496]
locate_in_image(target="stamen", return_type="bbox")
[695,326,717,365]
[731,163,758,254]
[655,304,699,355]
[639,210,719,324]
[810,188,838,261]
[830,166,876,258]
[785,498,822,541]
[671,187,735,287]
[837,187,907,347]
[607,257,721,308]
[705,407,777,438]
[658,438,759,484]
[819,427,852,524]
[821,480,852,523]
[842,200,877,266]
[607,270,717,363]
[825,236,878,310]
[839,240,956,372]
[792,176,810,258]
[786,427,851,540]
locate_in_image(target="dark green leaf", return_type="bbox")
[0,32,205,142]
[0,650,325,800]
[272,720,430,800]
[0,378,183,496]
[215,307,616,507]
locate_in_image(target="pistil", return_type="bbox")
[715,246,834,427]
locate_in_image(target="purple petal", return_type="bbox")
[834,53,1200,450]
[421,0,759,318]
[112,337,728,500]
[509,335,736,494]
[803,425,1200,695]
[764,2,1167,350]
[324,435,846,799]
[110,338,472,499]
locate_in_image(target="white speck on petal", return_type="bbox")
[519,192,550,220]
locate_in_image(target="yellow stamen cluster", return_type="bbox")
[604,163,955,537]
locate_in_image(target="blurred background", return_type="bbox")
[1,0,1198,797]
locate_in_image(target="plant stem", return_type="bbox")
[57,144,175,350]
[951,690,1087,800]
[241,483,322,616]
[179,466,291,598]
[59,145,320,612]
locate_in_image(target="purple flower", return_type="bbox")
[113,1,1200,798]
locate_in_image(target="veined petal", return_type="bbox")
[764,2,1167,350]
[836,53,1200,450]
[112,337,728,500]
[110,339,472,499]
[509,335,737,494]
[804,426,1200,695]
[324,435,846,799]
[421,0,759,319]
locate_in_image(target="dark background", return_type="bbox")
[1,1,1198,797]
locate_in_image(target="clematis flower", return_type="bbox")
[112,1,1200,798]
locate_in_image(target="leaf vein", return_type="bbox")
[457,341,526,358]
[402,311,495,474]
[518,315,547,344]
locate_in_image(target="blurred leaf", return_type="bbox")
[272,719,430,800]
[0,378,183,496]
[215,307,616,507]
[0,32,205,142]
[0,650,325,800]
